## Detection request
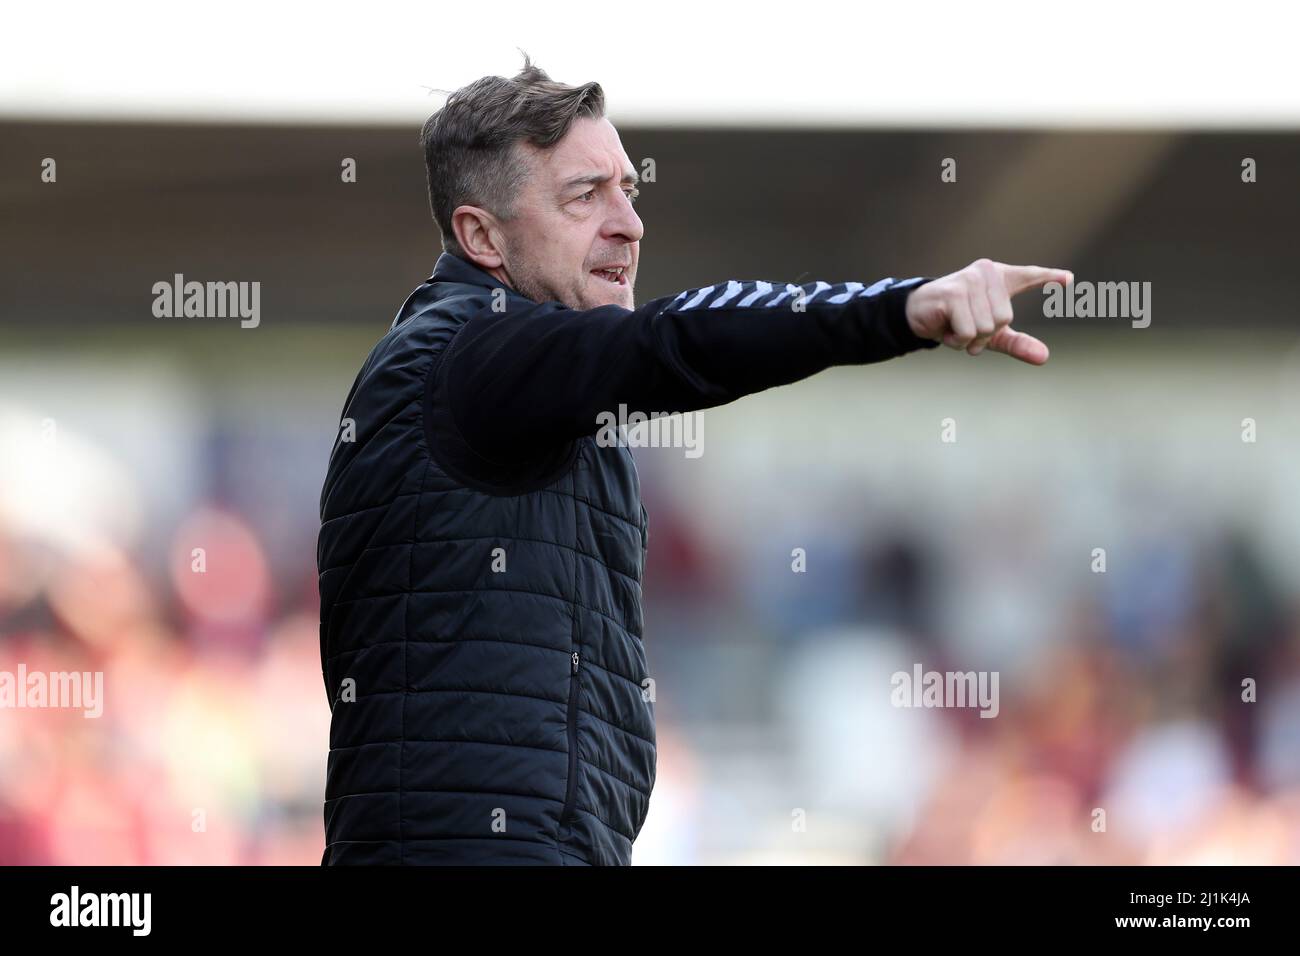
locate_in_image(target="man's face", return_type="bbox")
[495,116,642,311]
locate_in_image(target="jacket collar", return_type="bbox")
[430,252,513,294]
[390,253,509,331]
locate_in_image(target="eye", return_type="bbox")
[577,189,596,202]
[624,187,640,205]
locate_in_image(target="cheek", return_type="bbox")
[544,232,585,274]
[523,214,594,283]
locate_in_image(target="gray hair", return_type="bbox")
[420,52,606,258]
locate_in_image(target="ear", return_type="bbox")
[451,205,505,269]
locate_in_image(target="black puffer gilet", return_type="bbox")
[318,253,655,865]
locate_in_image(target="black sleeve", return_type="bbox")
[428,274,938,484]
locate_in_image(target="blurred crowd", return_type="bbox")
[634,475,1300,864]
[2,429,1299,865]
[0,506,325,864]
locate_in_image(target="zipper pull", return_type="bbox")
[572,652,580,674]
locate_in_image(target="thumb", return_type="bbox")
[987,327,1050,365]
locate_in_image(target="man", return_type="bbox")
[317,55,1071,865]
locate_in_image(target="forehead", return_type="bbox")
[530,117,634,185]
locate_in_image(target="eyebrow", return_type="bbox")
[559,169,640,193]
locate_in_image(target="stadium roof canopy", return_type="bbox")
[5,1,1297,128]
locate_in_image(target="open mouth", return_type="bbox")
[591,267,628,286]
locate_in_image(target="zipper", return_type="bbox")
[559,651,581,826]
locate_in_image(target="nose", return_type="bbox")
[603,188,643,244]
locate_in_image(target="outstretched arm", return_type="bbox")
[433,273,934,472]
[429,257,1071,479]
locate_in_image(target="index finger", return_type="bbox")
[996,263,1075,297]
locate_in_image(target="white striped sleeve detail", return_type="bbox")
[763,285,797,308]
[665,276,919,313]
[707,279,748,309]
[802,280,832,305]
[736,280,775,307]
[679,285,717,310]
[827,281,866,304]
